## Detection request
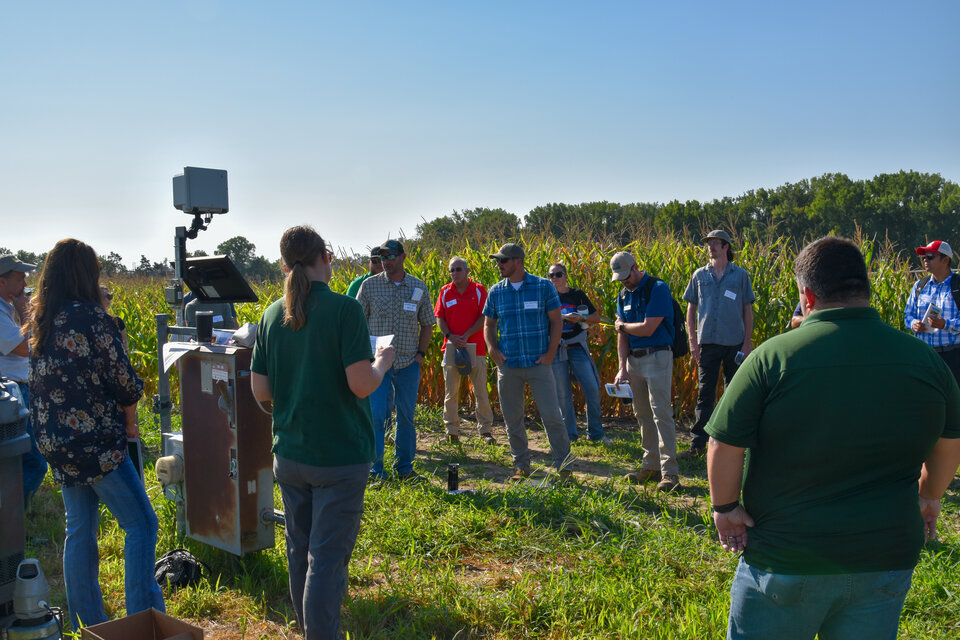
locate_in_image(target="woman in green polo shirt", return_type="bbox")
[251,225,394,640]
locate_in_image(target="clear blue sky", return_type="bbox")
[4,1,958,264]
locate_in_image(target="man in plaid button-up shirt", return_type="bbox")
[906,240,960,383]
[358,239,435,480]
[483,243,573,482]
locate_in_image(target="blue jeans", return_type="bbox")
[61,455,165,630]
[274,456,369,640]
[18,382,48,506]
[551,345,604,441]
[727,558,913,640]
[369,361,420,478]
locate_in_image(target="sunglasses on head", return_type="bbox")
[548,271,565,279]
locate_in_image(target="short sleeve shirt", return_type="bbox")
[706,306,960,575]
[0,298,28,381]
[617,274,674,349]
[357,272,436,369]
[904,274,960,348]
[251,282,375,467]
[434,280,487,355]
[483,272,561,368]
[558,288,596,340]
[345,273,371,299]
[683,263,755,345]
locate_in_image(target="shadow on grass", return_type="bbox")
[345,592,484,640]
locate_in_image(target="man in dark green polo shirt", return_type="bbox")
[707,236,960,639]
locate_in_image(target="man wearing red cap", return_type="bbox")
[906,240,960,382]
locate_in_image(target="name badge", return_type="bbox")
[724,290,737,301]
[403,302,417,312]
[445,298,457,308]
[523,301,538,310]
[213,315,224,322]
[623,304,632,311]
[411,288,424,301]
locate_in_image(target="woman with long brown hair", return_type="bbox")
[251,225,394,639]
[29,239,164,631]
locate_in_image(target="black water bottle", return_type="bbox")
[447,463,459,491]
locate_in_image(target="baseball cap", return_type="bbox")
[454,346,472,376]
[702,230,733,246]
[916,240,953,259]
[377,239,404,256]
[489,243,525,260]
[369,247,382,259]
[609,251,637,282]
[0,254,36,276]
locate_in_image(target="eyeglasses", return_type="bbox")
[449,266,465,273]
[495,257,512,264]
[921,254,939,261]
[548,272,565,279]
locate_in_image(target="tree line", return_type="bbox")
[413,171,960,254]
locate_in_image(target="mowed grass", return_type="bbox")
[23,405,960,639]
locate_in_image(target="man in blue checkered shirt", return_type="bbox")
[905,240,960,382]
[483,243,573,483]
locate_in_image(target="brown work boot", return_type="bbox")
[508,467,531,483]
[624,469,661,484]
[557,469,575,484]
[657,475,681,492]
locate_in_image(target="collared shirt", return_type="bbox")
[904,273,960,348]
[0,297,29,381]
[682,262,755,346]
[483,271,560,368]
[357,271,435,369]
[617,274,674,349]
[706,306,960,575]
[434,279,488,355]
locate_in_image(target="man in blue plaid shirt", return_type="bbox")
[906,240,960,382]
[483,243,573,483]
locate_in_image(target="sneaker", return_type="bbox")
[596,436,613,446]
[677,445,707,460]
[397,471,424,484]
[481,434,497,445]
[508,468,531,483]
[447,434,460,444]
[624,469,661,484]
[657,475,681,492]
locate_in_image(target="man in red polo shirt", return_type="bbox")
[435,256,495,445]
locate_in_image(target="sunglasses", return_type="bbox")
[548,272,565,279]
[495,257,512,264]
[921,254,939,261]
[370,257,382,264]
[449,266,465,273]
[380,254,399,261]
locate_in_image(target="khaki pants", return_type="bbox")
[442,344,494,436]
[626,349,678,477]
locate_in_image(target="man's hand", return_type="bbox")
[690,342,701,364]
[489,347,506,367]
[911,319,928,333]
[451,333,468,348]
[920,496,941,542]
[614,317,628,335]
[741,339,753,357]
[614,368,630,385]
[714,506,755,553]
[929,317,947,330]
[535,348,556,367]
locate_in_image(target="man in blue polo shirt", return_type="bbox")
[611,251,680,492]
[483,243,572,483]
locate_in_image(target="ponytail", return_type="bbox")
[279,226,327,331]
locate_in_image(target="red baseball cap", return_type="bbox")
[916,240,953,258]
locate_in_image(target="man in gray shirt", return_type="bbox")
[682,230,755,457]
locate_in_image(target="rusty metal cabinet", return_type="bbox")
[179,345,274,556]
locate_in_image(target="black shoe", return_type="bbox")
[678,445,707,460]
[447,434,460,444]
[481,434,497,445]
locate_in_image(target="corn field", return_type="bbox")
[108,235,916,421]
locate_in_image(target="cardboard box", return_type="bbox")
[81,608,203,640]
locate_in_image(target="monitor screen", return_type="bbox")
[182,256,259,303]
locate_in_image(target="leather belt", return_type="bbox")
[630,345,671,358]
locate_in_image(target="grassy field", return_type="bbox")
[24,404,960,639]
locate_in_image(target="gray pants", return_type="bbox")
[274,456,370,640]
[496,364,572,470]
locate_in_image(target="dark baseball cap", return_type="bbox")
[489,243,524,260]
[377,239,404,256]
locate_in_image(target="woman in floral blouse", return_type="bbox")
[29,239,165,631]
